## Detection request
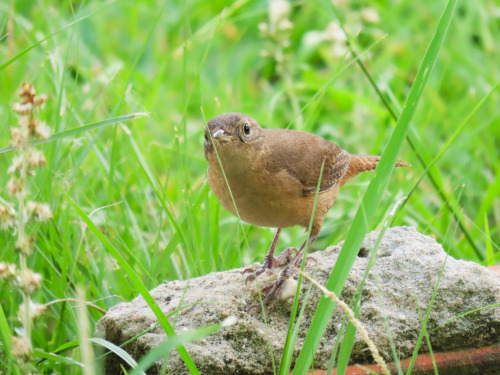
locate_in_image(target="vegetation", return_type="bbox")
[0,0,498,373]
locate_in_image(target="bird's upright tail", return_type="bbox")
[352,155,411,172]
[340,154,410,186]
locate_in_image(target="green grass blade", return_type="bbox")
[0,304,21,375]
[111,1,167,114]
[350,33,500,262]
[171,0,250,59]
[129,323,227,375]
[120,124,192,273]
[326,316,347,373]
[278,271,317,375]
[484,214,494,266]
[32,349,84,368]
[417,311,438,375]
[430,303,500,333]
[57,183,200,374]
[406,205,462,375]
[279,161,326,375]
[89,338,145,375]
[399,82,499,212]
[0,14,90,71]
[0,112,148,155]
[34,341,80,366]
[293,1,457,373]
[405,291,441,375]
[335,297,361,373]
[286,36,387,131]
[94,301,217,363]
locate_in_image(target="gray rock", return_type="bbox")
[97,226,500,374]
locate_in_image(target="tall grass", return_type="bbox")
[0,0,499,373]
[293,0,457,372]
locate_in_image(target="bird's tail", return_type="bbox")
[351,155,410,173]
[340,155,410,186]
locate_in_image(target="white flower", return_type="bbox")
[35,121,51,139]
[324,22,347,43]
[9,127,27,149]
[11,336,33,361]
[7,176,24,195]
[0,204,16,229]
[361,7,380,24]
[18,301,46,320]
[0,261,18,279]
[33,94,49,107]
[26,201,52,222]
[18,268,42,293]
[16,236,35,256]
[12,102,32,116]
[269,0,290,25]
[28,150,47,169]
[7,156,23,174]
[19,82,36,99]
[278,19,293,31]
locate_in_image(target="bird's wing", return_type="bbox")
[264,129,351,196]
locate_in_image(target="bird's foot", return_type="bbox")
[242,247,297,283]
[246,251,319,312]
[304,255,318,268]
[246,260,300,312]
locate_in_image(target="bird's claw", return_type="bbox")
[305,255,318,268]
[246,302,266,313]
[246,265,299,312]
[242,264,267,284]
[242,247,297,284]
[245,246,320,313]
[246,279,286,313]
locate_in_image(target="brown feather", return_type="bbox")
[340,155,411,186]
[263,129,351,196]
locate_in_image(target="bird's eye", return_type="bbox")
[243,123,251,135]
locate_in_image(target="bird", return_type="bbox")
[204,112,409,309]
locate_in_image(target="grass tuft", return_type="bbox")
[0,0,498,373]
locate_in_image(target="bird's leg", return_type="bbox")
[242,228,297,283]
[247,234,318,311]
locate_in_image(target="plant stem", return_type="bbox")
[17,114,32,353]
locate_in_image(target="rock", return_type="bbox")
[96,226,500,374]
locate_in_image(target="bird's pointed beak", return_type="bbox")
[212,129,236,142]
[213,129,225,139]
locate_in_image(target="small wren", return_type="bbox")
[204,112,409,309]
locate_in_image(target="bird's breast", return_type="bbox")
[207,158,330,229]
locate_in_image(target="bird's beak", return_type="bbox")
[212,129,236,142]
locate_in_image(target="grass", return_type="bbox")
[1,0,499,373]
[293,1,457,371]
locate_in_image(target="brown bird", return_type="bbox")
[204,112,408,309]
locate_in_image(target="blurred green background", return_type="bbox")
[0,0,499,371]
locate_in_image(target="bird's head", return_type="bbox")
[204,112,264,160]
